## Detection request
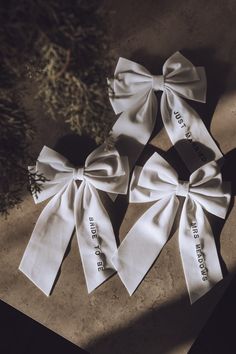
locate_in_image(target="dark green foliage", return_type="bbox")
[0,92,44,216]
[0,0,113,215]
[0,0,114,143]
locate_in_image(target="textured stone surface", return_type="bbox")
[1,1,236,353]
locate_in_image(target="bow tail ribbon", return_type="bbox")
[179,198,223,304]
[19,183,76,296]
[161,91,223,172]
[75,183,117,293]
[111,195,179,295]
[110,91,157,169]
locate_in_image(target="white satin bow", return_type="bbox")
[109,51,222,171]
[112,153,230,303]
[19,144,129,295]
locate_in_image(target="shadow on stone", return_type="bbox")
[87,272,234,354]
[182,47,231,128]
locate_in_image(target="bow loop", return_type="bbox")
[162,52,206,102]
[137,152,179,194]
[188,162,231,219]
[84,145,129,194]
[163,51,199,81]
[30,146,76,204]
[109,57,153,114]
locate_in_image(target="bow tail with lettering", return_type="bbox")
[75,182,118,293]
[161,90,222,172]
[179,197,223,303]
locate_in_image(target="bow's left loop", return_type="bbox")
[19,144,129,295]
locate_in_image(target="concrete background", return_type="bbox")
[1,1,236,353]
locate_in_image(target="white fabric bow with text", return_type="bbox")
[111,153,230,303]
[19,145,129,296]
[109,51,222,171]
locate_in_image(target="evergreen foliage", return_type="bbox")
[0,0,113,215]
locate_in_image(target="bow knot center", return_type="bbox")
[176,180,189,197]
[73,167,84,181]
[152,75,165,91]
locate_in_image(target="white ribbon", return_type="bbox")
[111,153,230,303]
[19,144,129,295]
[109,51,222,171]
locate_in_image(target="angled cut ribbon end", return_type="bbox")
[188,274,224,305]
[18,264,51,297]
[111,255,139,296]
[85,268,117,294]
